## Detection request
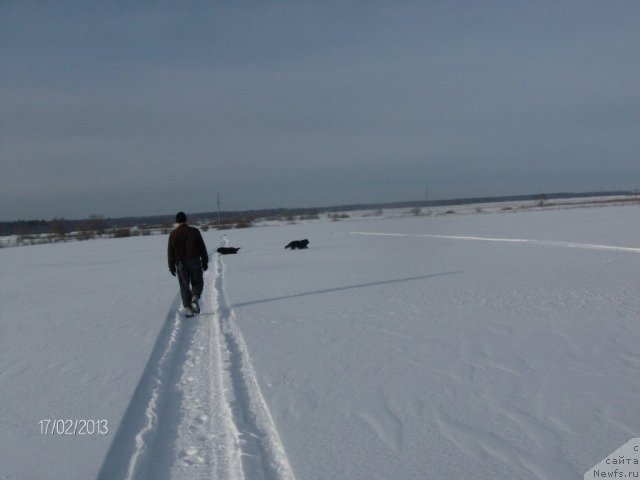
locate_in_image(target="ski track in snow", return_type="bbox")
[98,253,295,480]
[351,231,640,253]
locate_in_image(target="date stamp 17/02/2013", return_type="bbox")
[39,419,109,436]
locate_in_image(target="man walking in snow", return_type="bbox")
[167,211,209,317]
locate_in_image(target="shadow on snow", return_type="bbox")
[232,271,462,309]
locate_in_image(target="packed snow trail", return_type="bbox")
[351,231,640,254]
[97,254,295,480]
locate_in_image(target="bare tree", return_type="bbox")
[51,218,67,240]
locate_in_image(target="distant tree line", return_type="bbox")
[1,190,635,237]
[0,215,159,236]
[0,209,323,236]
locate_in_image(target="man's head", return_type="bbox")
[175,211,187,224]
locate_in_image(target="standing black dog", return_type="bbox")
[285,239,309,250]
[217,247,240,255]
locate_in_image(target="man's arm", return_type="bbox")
[197,230,209,268]
[167,231,176,272]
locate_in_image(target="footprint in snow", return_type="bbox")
[179,446,204,465]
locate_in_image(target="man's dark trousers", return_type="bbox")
[177,258,204,308]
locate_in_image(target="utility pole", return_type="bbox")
[217,193,221,227]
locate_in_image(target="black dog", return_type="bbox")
[285,239,309,250]
[217,247,240,255]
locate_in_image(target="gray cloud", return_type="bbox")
[1,1,638,220]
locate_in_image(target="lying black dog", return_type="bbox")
[285,239,309,250]
[217,247,240,255]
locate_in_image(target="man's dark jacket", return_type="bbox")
[167,224,208,271]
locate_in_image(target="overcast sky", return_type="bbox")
[1,1,638,221]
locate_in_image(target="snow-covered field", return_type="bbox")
[1,205,639,479]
